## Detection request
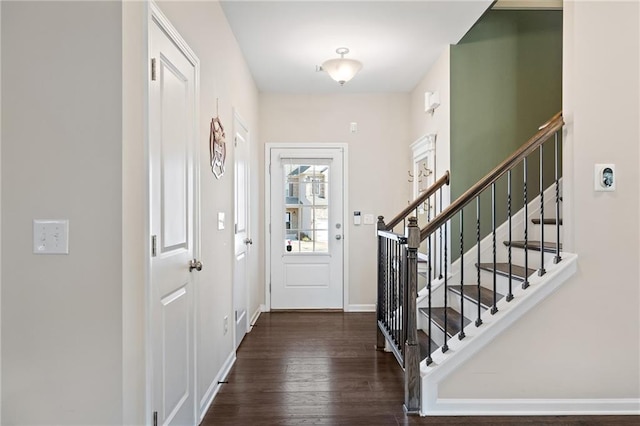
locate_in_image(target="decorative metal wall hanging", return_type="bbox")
[209,114,226,179]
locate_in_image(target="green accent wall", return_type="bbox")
[450,10,562,259]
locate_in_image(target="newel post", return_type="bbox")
[376,215,386,351]
[404,217,421,414]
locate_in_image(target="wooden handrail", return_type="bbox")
[419,112,564,241]
[385,171,450,231]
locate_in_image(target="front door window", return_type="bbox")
[283,163,329,253]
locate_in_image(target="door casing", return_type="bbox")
[264,143,349,311]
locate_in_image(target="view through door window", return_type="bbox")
[283,163,329,253]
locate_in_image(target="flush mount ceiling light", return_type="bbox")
[318,47,363,86]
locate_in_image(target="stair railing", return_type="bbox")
[419,112,564,363]
[376,172,450,415]
[376,217,420,414]
[383,171,450,233]
[375,112,564,415]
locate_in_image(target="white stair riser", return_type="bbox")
[477,268,526,298]
[447,288,490,323]
[418,312,447,348]
[507,247,558,269]
[530,223,563,244]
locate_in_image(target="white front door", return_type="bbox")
[149,10,198,426]
[233,113,250,349]
[269,147,345,309]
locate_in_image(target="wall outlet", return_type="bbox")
[223,316,229,335]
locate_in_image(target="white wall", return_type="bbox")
[0,3,3,422]
[439,0,640,401]
[0,0,259,424]
[260,94,411,308]
[2,2,123,424]
[410,45,451,182]
[122,1,146,423]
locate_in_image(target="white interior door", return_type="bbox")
[233,114,250,349]
[269,147,344,309]
[149,11,198,426]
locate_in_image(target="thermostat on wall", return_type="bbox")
[353,211,361,225]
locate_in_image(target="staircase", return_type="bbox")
[376,112,578,415]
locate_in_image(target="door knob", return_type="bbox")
[335,235,342,240]
[244,238,253,245]
[189,259,203,272]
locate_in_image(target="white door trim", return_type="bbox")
[264,143,349,311]
[145,2,201,424]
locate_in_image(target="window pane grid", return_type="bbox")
[283,163,329,253]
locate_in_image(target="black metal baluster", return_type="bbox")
[438,188,443,279]
[390,238,394,346]
[387,238,392,344]
[554,131,562,264]
[396,239,400,355]
[459,210,466,340]
[539,144,546,276]
[401,242,408,358]
[442,223,449,353]
[523,158,530,289]
[507,170,514,302]
[475,197,483,327]
[384,238,389,335]
[491,183,498,314]
[427,197,433,282]
[426,231,433,365]
[396,240,400,348]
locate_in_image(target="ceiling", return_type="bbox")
[220,1,494,94]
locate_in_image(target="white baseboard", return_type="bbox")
[423,398,640,416]
[198,350,236,422]
[259,303,268,312]
[347,304,376,312]
[249,306,262,331]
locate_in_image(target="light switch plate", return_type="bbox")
[363,214,375,225]
[33,220,69,254]
[218,212,225,230]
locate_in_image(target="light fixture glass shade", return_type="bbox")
[322,58,363,85]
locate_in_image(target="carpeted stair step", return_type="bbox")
[419,307,470,338]
[449,285,503,309]
[476,262,535,282]
[504,240,562,253]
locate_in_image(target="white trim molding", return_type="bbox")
[198,351,236,422]
[347,304,376,312]
[249,305,262,330]
[423,398,640,416]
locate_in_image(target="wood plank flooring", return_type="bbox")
[202,312,637,425]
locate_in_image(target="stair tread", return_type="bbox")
[417,329,438,359]
[450,285,502,308]
[532,217,563,225]
[477,262,535,281]
[504,240,562,252]
[419,307,470,337]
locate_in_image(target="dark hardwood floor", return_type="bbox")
[202,312,637,425]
